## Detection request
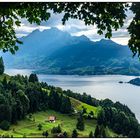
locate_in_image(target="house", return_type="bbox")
[48,116,56,122]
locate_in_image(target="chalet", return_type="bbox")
[48,116,56,122]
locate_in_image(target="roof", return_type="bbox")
[48,116,56,121]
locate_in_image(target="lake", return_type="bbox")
[5,68,140,122]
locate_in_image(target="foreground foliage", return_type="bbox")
[0,3,140,57]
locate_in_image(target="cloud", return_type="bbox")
[15,9,134,45]
[14,21,51,38]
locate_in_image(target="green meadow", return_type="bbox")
[0,110,117,138]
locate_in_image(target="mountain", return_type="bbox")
[2,27,140,75]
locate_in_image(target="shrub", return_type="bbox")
[89,131,94,138]
[72,129,78,138]
[51,125,61,133]
[0,120,10,130]
[37,123,42,130]
[63,131,68,138]
[23,133,26,138]
[28,113,32,119]
[76,114,85,131]
[42,130,49,137]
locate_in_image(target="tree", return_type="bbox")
[89,131,94,138]
[94,125,100,138]
[128,3,140,57]
[60,96,72,114]
[25,83,41,112]
[42,130,49,138]
[76,114,85,131]
[49,90,61,111]
[82,107,87,114]
[29,74,38,83]
[37,123,42,130]
[97,109,106,126]
[51,125,61,133]
[89,111,94,118]
[101,127,107,138]
[72,129,78,138]
[2,76,7,89]
[0,120,10,130]
[0,104,11,122]
[1,3,140,57]
[16,90,30,117]
[0,57,4,75]
[57,125,61,133]
[63,131,68,138]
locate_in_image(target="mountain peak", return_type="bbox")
[31,29,40,34]
[76,35,90,42]
[97,39,118,46]
[100,39,111,42]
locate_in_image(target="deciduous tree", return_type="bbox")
[1,3,140,57]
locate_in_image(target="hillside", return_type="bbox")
[0,110,117,138]
[0,73,139,138]
[2,27,140,76]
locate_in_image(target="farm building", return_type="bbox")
[48,116,56,122]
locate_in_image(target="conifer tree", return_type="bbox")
[72,129,78,138]
[60,96,72,114]
[29,74,38,83]
[89,131,94,138]
[63,131,68,138]
[0,57,4,75]
[2,76,7,89]
[76,114,85,131]
[94,125,100,138]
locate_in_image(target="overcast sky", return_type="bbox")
[15,9,134,45]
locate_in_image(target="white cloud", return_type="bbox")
[15,9,134,45]
[16,33,27,38]
[111,37,129,45]
[14,22,51,37]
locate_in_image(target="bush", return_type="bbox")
[72,129,78,138]
[42,130,49,137]
[37,123,42,130]
[0,120,10,130]
[28,113,32,119]
[76,114,85,131]
[23,133,26,138]
[89,131,94,138]
[63,131,68,138]
[51,125,61,133]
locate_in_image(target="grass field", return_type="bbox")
[0,110,117,138]
[70,97,101,117]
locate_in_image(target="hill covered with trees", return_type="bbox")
[128,78,140,86]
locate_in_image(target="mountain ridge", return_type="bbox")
[2,27,140,75]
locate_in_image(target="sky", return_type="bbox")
[15,9,134,45]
